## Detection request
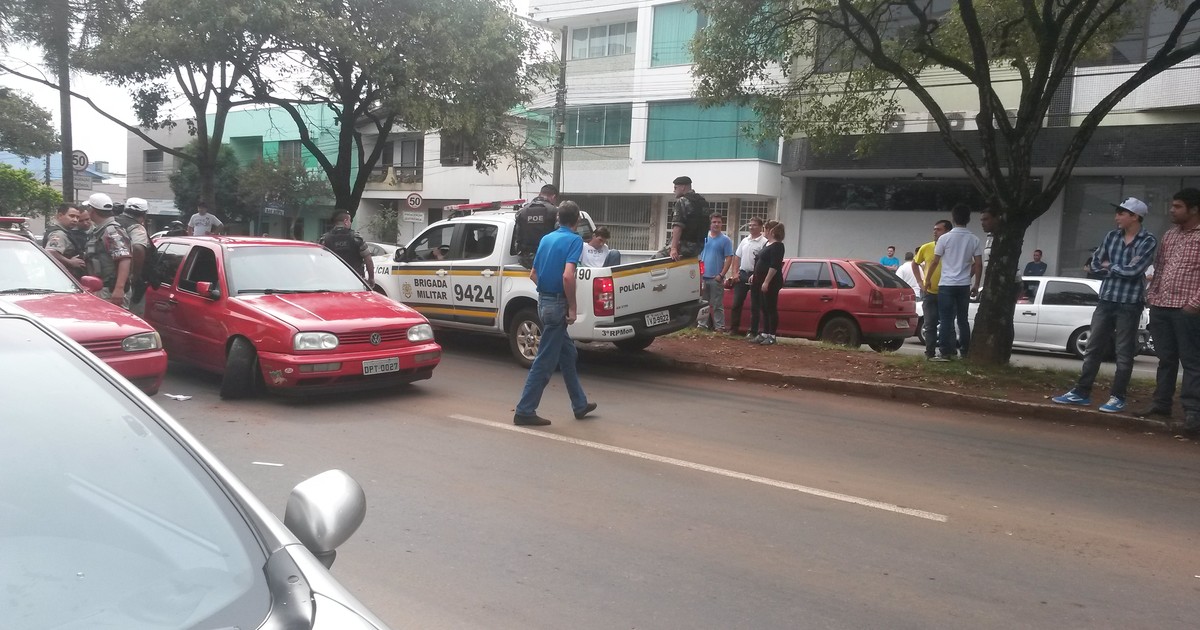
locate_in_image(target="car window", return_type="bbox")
[856,261,909,289]
[783,262,832,288]
[405,224,457,262]
[831,263,856,289]
[462,224,499,260]
[226,245,368,295]
[152,242,191,287]
[0,239,81,294]
[1017,280,1040,303]
[177,246,220,294]
[365,243,386,258]
[1043,280,1099,306]
[0,315,269,628]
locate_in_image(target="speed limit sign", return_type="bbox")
[406,193,423,209]
[71,150,89,172]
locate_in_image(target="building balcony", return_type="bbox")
[364,164,423,192]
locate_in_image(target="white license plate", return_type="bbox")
[645,309,671,328]
[362,357,400,375]
[895,319,909,329]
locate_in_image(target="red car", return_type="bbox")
[724,258,918,351]
[0,231,167,394]
[143,236,441,398]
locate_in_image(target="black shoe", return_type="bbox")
[513,413,551,426]
[1178,427,1200,440]
[1137,406,1172,419]
[574,402,598,420]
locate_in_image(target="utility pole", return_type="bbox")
[552,25,567,191]
[52,0,74,200]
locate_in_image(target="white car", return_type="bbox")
[915,276,1150,359]
[366,241,401,293]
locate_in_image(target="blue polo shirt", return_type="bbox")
[532,226,583,295]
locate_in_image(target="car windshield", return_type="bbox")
[856,261,910,289]
[0,316,269,629]
[0,238,81,294]
[226,245,368,295]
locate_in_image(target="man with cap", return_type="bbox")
[1052,197,1158,413]
[82,192,133,307]
[115,197,152,314]
[662,176,709,261]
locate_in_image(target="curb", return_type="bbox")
[586,348,1173,434]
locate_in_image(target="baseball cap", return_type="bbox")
[124,197,149,215]
[86,193,115,213]
[1111,197,1148,217]
[672,176,692,186]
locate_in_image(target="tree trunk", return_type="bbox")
[969,217,1033,365]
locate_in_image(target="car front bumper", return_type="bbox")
[101,349,168,395]
[257,342,442,392]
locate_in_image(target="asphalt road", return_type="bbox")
[158,334,1200,629]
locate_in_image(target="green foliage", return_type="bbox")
[170,142,246,221]
[0,163,61,217]
[0,88,58,157]
[237,157,331,221]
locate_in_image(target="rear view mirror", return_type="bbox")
[283,469,367,569]
[194,281,221,299]
[393,247,405,262]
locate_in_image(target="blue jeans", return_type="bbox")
[937,285,972,358]
[1149,306,1200,427]
[1074,300,1142,399]
[702,277,725,329]
[515,294,589,416]
[922,292,940,358]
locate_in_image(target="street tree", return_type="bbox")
[0,162,61,216]
[237,156,331,236]
[0,87,57,157]
[245,0,553,214]
[693,0,1200,365]
[170,142,246,224]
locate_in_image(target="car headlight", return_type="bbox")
[407,323,434,342]
[294,332,339,351]
[122,331,162,352]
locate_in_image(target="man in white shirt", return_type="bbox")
[923,204,983,361]
[187,202,224,236]
[894,250,923,298]
[727,216,768,337]
[579,227,620,267]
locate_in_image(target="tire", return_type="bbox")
[869,338,905,352]
[915,316,925,345]
[613,336,654,352]
[220,337,262,399]
[508,307,541,369]
[819,315,862,348]
[1068,327,1090,360]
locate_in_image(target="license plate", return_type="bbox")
[362,357,400,375]
[895,319,910,329]
[645,309,671,328]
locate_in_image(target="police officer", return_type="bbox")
[164,220,187,237]
[514,184,560,269]
[42,203,87,278]
[319,209,375,287]
[83,193,133,307]
[663,175,709,260]
[115,197,152,315]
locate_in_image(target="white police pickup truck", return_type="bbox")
[375,205,704,366]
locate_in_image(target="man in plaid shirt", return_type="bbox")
[1053,197,1157,413]
[1142,188,1200,435]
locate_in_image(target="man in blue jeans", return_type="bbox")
[1052,197,1157,413]
[923,204,983,361]
[514,201,598,426]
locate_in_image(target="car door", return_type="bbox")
[142,242,192,352]
[393,223,458,325]
[1036,279,1099,350]
[777,261,832,338]
[1012,279,1042,344]
[450,222,502,328]
[171,244,229,371]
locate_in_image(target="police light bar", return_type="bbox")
[444,199,527,213]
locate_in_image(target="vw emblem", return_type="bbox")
[369,332,382,346]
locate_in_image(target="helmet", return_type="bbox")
[167,220,186,234]
[86,193,115,213]
[124,197,149,215]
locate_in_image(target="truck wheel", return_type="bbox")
[508,307,541,368]
[869,339,905,352]
[613,336,654,352]
[221,337,263,399]
[819,316,861,348]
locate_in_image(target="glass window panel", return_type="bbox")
[652,3,702,67]
[572,28,589,59]
[578,106,605,146]
[626,22,638,54]
[608,23,627,56]
[1043,280,1099,306]
[589,26,609,58]
[646,101,775,161]
[603,104,632,145]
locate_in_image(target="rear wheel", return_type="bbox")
[819,316,862,348]
[869,338,905,352]
[1069,326,1115,361]
[508,307,541,369]
[221,337,262,399]
[613,336,654,352]
[915,316,926,345]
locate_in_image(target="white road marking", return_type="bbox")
[449,414,948,523]
[252,461,284,467]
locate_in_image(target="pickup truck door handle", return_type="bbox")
[650,268,669,279]
[480,269,495,277]
[436,269,448,276]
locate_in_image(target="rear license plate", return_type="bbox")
[895,319,909,329]
[645,309,671,328]
[363,357,400,375]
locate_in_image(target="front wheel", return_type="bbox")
[221,337,262,399]
[869,338,905,352]
[819,316,861,348]
[508,307,541,369]
[613,336,654,352]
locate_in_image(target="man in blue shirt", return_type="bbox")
[1053,197,1158,413]
[698,213,734,331]
[1023,249,1048,276]
[879,246,900,271]
[514,201,598,426]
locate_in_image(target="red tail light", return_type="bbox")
[869,288,884,308]
[594,277,614,317]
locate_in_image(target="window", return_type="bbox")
[564,195,653,250]
[440,132,473,167]
[277,140,303,168]
[831,263,856,288]
[1043,281,1099,306]
[784,262,832,288]
[645,100,777,161]
[651,3,707,67]
[856,262,909,289]
[814,1,954,73]
[177,247,219,294]
[404,224,458,262]
[572,21,637,59]
[1018,280,1041,304]
[144,149,165,182]
[462,224,499,260]
[151,243,191,287]
[399,137,423,181]
[806,178,994,212]
[567,104,633,146]
[1083,5,1200,66]
[736,200,771,241]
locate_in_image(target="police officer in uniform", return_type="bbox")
[319,209,375,287]
[662,175,709,260]
[42,203,88,278]
[83,193,133,307]
[165,220,187,237]
[115,197,152,315]
[514,184,560,269]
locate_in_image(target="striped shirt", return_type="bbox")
[1089,227,1157,304]
[1146,224,1200,310]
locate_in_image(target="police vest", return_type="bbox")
[323,228,364,270]
[86,223,127,289]
[515,198,557,255]
[42,225,87,257]
[678,192,709,249]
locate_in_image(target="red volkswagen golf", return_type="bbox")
[143,236,441,398]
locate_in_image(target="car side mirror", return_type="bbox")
[80,275,103,292]
[195,281,221,299]
[393,247,405,262]
[283,469,367,569]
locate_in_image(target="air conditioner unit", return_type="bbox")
[884,114,906,133]
[943,111,967,132]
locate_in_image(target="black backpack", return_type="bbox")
[114,214,160,293]
[679,191,709,251]
[515,197,557,256]
[322,227,365,271]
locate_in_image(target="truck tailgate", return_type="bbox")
[611,258,700,316]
